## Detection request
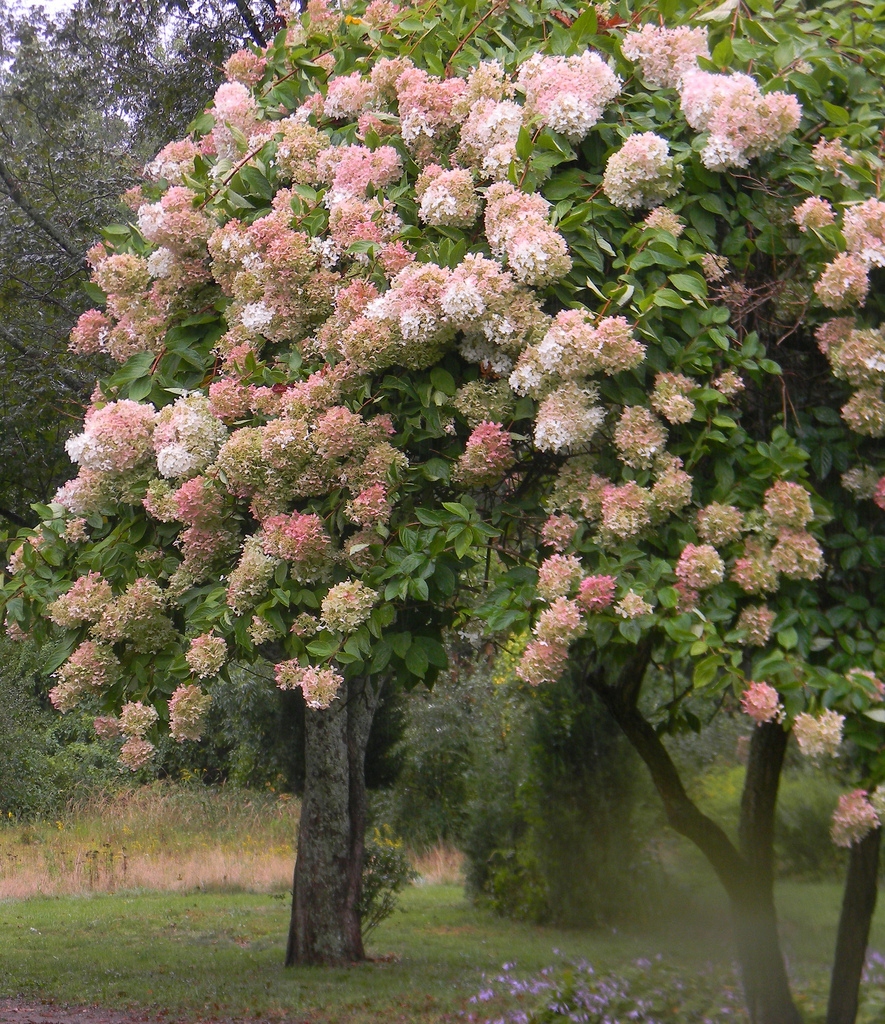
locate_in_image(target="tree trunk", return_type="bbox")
[285,676,382,966]
[731,722,801,1024]
[587,653,803,1024]
[827,827,881,1024]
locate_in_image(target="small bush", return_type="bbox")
[359,824,415,939]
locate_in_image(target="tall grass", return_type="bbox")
[0,782,460,897]
[0,782,300,897]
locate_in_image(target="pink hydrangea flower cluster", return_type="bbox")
[534,596,585,645]
[324,71,379,119]
[842,466,881,499]
[172,475,224,528]
[119,737,156,771]
[151,397,228,481]
[47,572,112,628]
[731,539,778,594]
[831,790,879,848]
[453,422,516,487]
[185,633,227,678]
[275,661,343,708]
[415,165,480,227]
[119,700,159,737]
[318,143,402,199]
[69,309,111,356]
[259,513,332,582]
[541,513,578,551]
[321,580,377,633]
[536,553,583,601]
[814,253,869,310]
[643,207,684,236]
[651,458,694,516]
[484,182,572,286]
[395,66,466,158]
[456,98,522,179]
[49,641,120,712]
[512,313,644,395]
[843,199,885,267]
[736,605,776,646]
[651,373,695,423]
[144,139,199,185]
[615,591,653,618]
[675,544,725,591]
[168,684,213,742]
[613,406,668,469]
[792,709,844,758]
[138,186,214,258]
[812,136,853,176]
[824,326,885,389]
[223,49,267,88]
[533,383,605,453]
[842,388,885,436]
[793,197,835,232]
[346,484,391,526]
[769,528,825,579]
[65,400,156,474]
[740,681,783,725]
[602,132,680,210]
[517,51,621,141]
[576,574,617,612]
[516,638,569,686]
[210,81,261,161]
[600,481,654,542]
[92,578,177,654]
[763,481,814,529]
[680,70,801,171]
[622,24,709,89]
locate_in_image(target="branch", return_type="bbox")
[0,157,89,270]
[0,505,29,528]
[585,644,747,894]
[232,0,267,46]
[0,325,89,397]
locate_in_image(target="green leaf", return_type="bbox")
[822,101,850,126]
[405,642,429,677]
[693,654,724,689]
[515,126,534,161]
[669,273,707,298]
[430,367,456,395]
[423,458,450,482]
[777,626,799,650]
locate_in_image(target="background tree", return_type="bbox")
[0,0,274,527]
[5,1,885,1019]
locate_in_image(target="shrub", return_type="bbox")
[359,823,415,939]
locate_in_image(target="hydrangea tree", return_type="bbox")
[5,0,885,1018]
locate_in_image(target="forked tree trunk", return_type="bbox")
[827,827,881,1024]
[587,649,802,1024]
[285,676,382,966]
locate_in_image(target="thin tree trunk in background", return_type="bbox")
[285,676,382,966]
[827,827,881,1024]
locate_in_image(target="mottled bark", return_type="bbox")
[285,676,382,966]
[827,827,881,1024]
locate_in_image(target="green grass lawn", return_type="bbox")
[0,874,881,1023]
